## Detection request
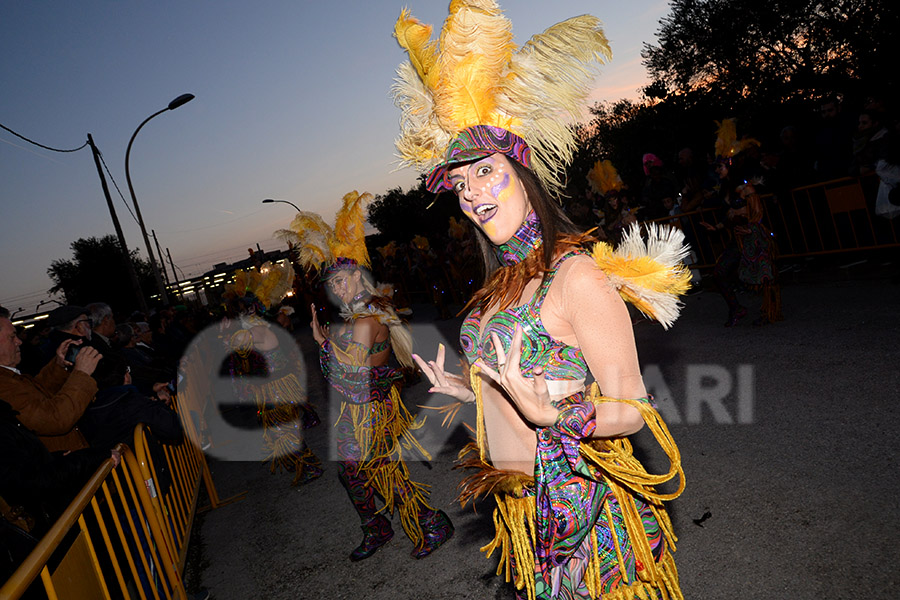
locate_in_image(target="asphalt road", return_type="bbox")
[190,265,900,599]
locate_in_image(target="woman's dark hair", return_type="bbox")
[468,157,581,282]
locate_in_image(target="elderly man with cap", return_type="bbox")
[36,305,93,368]
[0,313,102,452]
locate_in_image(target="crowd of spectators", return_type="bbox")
[0,300,218,585]
[563,93,900,238]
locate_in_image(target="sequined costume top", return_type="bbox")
[461,212,679,600]
[460,248,588,383]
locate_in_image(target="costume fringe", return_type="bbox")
[761,282,783,323]
[253,373,315,481]
[343,384,434,545]
[463,378,685,600]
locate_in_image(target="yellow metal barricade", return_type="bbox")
[0,446,187,600]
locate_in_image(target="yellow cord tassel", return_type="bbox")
[339,384,434,546]
[467,375,685,600]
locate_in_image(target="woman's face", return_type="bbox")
[448,153,531,245]
[327,269,362,304]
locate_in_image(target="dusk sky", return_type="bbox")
[1,1,671,315]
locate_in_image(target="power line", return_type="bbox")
[0,122,88,153]
[95,146,140,225]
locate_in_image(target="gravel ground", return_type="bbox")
[189,263,900,599]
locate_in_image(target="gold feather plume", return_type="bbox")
[331,191,372,268]
[586,159,624,195]
[255,261,294,308]
[276,191,372,273]
[392,1,611,196]
[223,261,293,309]
[276,211,334,272]
[378,240,399,259]
[715,118,760,159]
[590,223,692,329]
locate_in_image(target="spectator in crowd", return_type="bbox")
[675,147,718,212]
[0,398,118,535]
[850,109,892,177]
[812,94,856,181]
[37,305,93,369]
[78,354,181,451]
[0,315,102,452]
[601,189,639,245]
[640,153,679,220]
[774,125,816,190]
[86,302,117,357]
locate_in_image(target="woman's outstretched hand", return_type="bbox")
[412,343,475,404]
[476,327,558,427]
[310,303,329,346]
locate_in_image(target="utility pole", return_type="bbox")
[87,134,149,315]
[152,229,171,286]
[166,248,182,301]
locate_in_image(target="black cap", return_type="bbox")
[46,305,88,329]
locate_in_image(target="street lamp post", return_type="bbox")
[262,198,301,212]
[125,93,195,305]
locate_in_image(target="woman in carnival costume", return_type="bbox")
[223,262,322,486]
[276,191,454,561]
[701,119,781,327]
[393,2,690,598]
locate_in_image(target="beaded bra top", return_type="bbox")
[459,213,589,381]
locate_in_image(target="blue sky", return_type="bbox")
[1,1,670,314]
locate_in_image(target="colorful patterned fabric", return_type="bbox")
[737,222,776,285]
[497,211,543,265]
[322,327,439,548]
[460,251,589,382]
[426,125,532,193]
[322,256,360,281]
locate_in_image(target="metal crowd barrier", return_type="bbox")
[0,445,185,600]
[1,382,244,599]
[643,174,899,269]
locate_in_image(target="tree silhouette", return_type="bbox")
[47,235,156,315]
[642,0,899,109]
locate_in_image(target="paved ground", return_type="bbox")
[189,259,900,599]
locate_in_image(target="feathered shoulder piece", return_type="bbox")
[274,191,373,275]
[590,223,692,329]
[392,0,612,195]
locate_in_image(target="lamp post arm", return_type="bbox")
[125,107,171,305]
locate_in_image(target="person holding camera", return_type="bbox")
[0,315,101,452]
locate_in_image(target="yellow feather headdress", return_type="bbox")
[223,260,294,310]
[714,118,760,160]
[392,1,612,196]
[586,159,624,195]
[274,191,372,277]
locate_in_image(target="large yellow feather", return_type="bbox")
[434,0,513,130]
[587,159,624,195]
[394,9,438,88]
[331,191,372,268]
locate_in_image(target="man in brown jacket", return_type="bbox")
[0,316,102,452]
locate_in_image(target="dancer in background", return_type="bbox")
[222,262,322,485]
[277,191,453,561]
[393,2,689,598]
